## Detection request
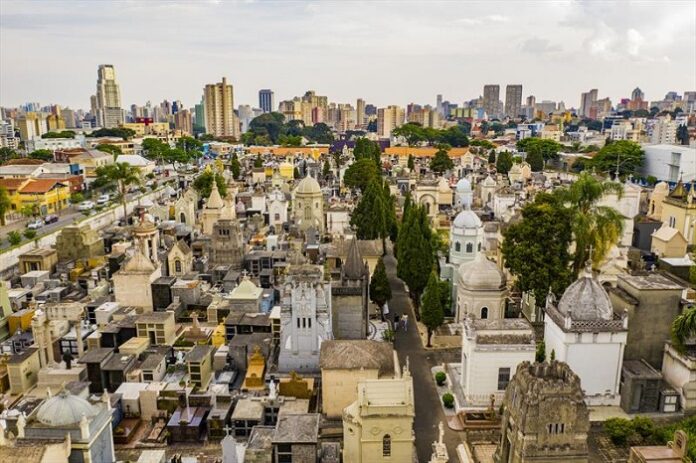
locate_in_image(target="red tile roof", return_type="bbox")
[0,178,27,193]
[17,178,66,194]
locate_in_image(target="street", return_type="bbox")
[383,251,463,462]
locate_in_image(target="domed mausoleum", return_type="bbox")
[455,253,507,322]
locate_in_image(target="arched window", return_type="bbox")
[477,242,482,251]
[480,307,489,319]
[304,206,312,220]
[180,212,186,223]
[487,192,492,202]
[466,243,473,253]
[382,435,391,457]
[174,259,182,274]
[455,242,461,252]
[425,202,431,214]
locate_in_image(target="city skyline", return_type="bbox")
[1,0,695,110]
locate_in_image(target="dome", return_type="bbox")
[36,390,97,426]
[453,209,482,229]
[456,177,472,192]
[295,175,321,195]
[133,216,157,235]
[457,254,505,290]
[557,267,613,321]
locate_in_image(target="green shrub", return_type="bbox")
[442,392,455,409]
[7,231,22,246]
[604,418,634,445]
[70,192,85,204]
[435,372,447,386]
[23,229,36,239]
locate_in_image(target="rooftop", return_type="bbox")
[319,340,394,376]
[272,413,320,443]
[619,273,684,291]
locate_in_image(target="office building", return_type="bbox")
[504,84,523,119]
[483,84,500,119]
[377,105,405,138]
[579,89,598,118]
[174,109,192,135]
[356,98,365,128]
[259,89,274,113]
[95,64,124,128]
[203,77,239,139]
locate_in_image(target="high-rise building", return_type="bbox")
[377,105,405,138]
[579,89,598,118]
[259,89,274,113]
[95,64,124,128]
[483,85,500,119]
[174,109,193,135]
[194,98,205,131]
[631,87,644,101]
[203,77,239,139]
[504,84,523,119]
[436,94,443,116]
[356,98,365,128]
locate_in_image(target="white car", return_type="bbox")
[78,201,95,211]
[96,194,110,205]
[26,219,44,229]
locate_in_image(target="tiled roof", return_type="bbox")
[18,178,66,194]
[0,178,27,192]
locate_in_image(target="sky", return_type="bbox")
[1,0,695,111]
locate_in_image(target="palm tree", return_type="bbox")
[555,172,625,275]
[94,162,141,220]
[672,306,696,353]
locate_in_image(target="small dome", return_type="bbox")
[453,209,482,229]
[456,177,472,192]
[557,267,613,321]
[295,175,321,195]
[36,390,97,426]
[133,216,157,234]
[457,254,505,290]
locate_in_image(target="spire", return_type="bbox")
[343,237,365,279]
[207,179,224,209]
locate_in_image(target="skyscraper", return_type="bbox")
[259,89,274,113]
[504,84,523,118]
[631,87,644,101]
[483,85,500,119]
[95,64,124,128]
[204,77,239,138]
[377,105,405,138]
[579,89,598,118]
[356,98,365,128]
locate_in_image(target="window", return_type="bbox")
[547,423,565,434]
[466,243,473,253]
[297,318,301,328]
[480,307,488,319]
[305,206,312,220]
[175,259,182,273]
[478,243,482,251]
[180,212,186,222]
[382,434,391,457]
[669,216,676,227]
[455,242,461,252]
[498,367,511,390]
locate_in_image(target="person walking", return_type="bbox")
[402,314,409,332]
[394,314,401,332]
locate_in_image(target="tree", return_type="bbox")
[28,149,53,161]
[672,306,696,354]
[496,151,513,174]
[517,138,562,161]
[192,170,227,199]
[343,158,379,191]
[90,127,136,139]
[304,123,334,144]
[396,205,433,312]
[591,140,644,178]
[246,112,285,144]
[407,154,415,170]
[369,258,392,310]
[95,143,122,158]
[279,135,302,146]
[23,229,36,240]
[430,147,454,173]
[351,177,387,240]
[0,147,18,163]
[353,138,381,166]
[535,340,546,363]
[7,231,21,246]
[383,181,398,244]
[176,136,203,153]
[527,150,544,172]
[322,159,331,178]
[70,192,85,204]
[438,280,451,315]
[230,154,241,179]
[253,154,263,168]
[42,130,75,139]
[555,172,624,275]
[94,162,142,219]
[487,150,496,164]
[293,167,301,179]
[141,138,169,160]
[502,192,574,304]
[421,271,444,347]
[0,186,11,226]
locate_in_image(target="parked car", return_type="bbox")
[26,218,44,229]
[43,214,59,224]
[78,201,95,211]
[96,194,110,205]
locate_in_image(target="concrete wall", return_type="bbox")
[321,368,380,418]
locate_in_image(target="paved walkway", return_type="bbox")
[383,251,463,462]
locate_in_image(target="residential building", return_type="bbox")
[504,84,523,118]
[0,178,70,215]
[376,105,404,138]
[356,98,365,128]
[579,89,598,118]
[174,108,192,134]
[204,77,240,139]
[95,64,124,128]
[259,89,274,113]
[494,361,590,463]
[17,112,47,141]
[640,144,696,182]
[649,116,678,144]
[483,84,500,119]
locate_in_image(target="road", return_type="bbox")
[383,251,463,462]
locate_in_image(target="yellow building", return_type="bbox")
[385,146,470,159]
[186,345,213,390]
[279,160,294,179]
[6,347,41,394]
[0,178,70,216]
[660,180,696,246]
[120,122,169,136]
[87,138,135,154]
[242,346,266,391]
[46,114,66,131]
[246,146,329,157]
[72,149,114,178]
[211,324,226,347]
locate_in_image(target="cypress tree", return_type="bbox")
[421,271,444,347]
[369,257,392,310]
[396,205,433,313]
[350,177,386,240]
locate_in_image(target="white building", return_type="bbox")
[544,265,628,406]
[598,180,642,247]
[639,144,696,182]
[459,317,536,409]
[455,254,507,323]
[267,187,288,230]
[27,134,85,153]
[649,116,678,145]
[292,174,324,233]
